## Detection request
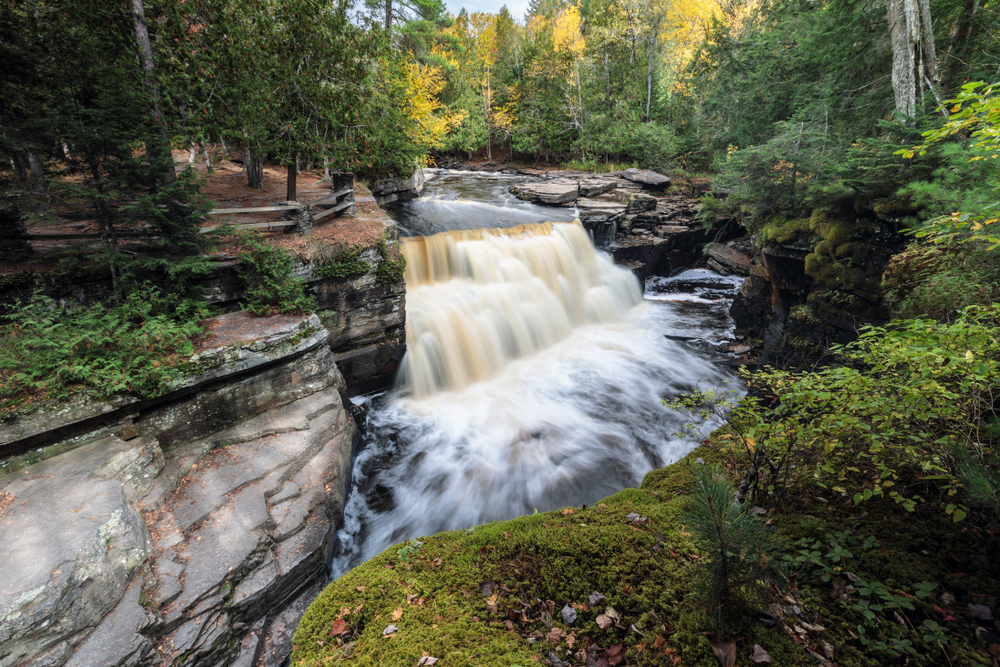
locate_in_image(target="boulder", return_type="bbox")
[706,243,753,275]
[577,179,618,198]
[509,179,579,205]
[618,168,671,190]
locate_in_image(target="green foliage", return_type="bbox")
[233,232,316,316]
[625,122,682,173]
[0,287,208,406]
[314,245,371,280]
[896,83,1000,247]
[685,464,780,633]
[883,244,1000,320]
[673,306,1000,519]
[375,234,407,286]
[781,524,955,660]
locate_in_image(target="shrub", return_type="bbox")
[671,305,1000,519]
[314,244,371,279]
[233,231,316,316]
[625,122,682,173]
[375,233,407,286]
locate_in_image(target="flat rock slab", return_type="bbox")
[577,198,627,214]
[577,179,618,198]
[0,437,153,667]
[707,243,753,275]
[619,168,672,190]
[509,179,579,205]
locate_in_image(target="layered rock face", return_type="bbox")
[0,312,360,667]
[728,213,905,369]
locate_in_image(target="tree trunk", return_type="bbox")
[887,0,938,119]
[245,148,264,188]
[385,0,392,32]
[27,152,46,192]
[645,12,660,123]
[11,153,28,189]
[286,154,297,201]
[130,0,176,184]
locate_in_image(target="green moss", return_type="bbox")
[762,217,813,246]
[292,444,802,667]
[376,233,407,286]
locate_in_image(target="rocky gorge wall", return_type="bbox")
[0,312,362,667]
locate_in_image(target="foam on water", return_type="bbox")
[330,214,742,577]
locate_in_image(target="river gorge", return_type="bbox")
[332,172,743,576]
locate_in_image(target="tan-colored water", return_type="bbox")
[398,221,642,398]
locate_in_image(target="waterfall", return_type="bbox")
[398,221,642,398]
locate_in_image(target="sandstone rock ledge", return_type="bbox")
[0,313,360,667]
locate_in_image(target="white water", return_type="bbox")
[398,223,641,398]
[330,205,742,577]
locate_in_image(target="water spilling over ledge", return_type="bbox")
[397,222,642,398]
[333,212,741,576]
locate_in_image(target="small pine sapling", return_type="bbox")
[686,464,782,632]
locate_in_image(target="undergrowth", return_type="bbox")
[0,286,209,410]
[233,230,316,315]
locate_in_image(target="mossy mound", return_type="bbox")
[293,438,1000,667]
[292,447,798,667]
[762,217,814,246]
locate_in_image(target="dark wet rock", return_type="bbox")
[256,579,325,667]
[706,243,752,275]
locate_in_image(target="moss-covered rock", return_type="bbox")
[292,446,799,667]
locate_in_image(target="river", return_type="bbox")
[331,171,743,578]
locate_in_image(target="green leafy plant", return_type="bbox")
[233,231,316,316]
[314,244,371,279]
[0,287,209,407]
[397,539,422,563]
[692,306,1000,513]
[375,233,407,286]
[685,464,781,632]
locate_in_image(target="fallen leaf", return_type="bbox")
[330,619,349,636]
[607,643,624,666]
[588,592,606,607]
[431,557,441,567]
[417,657,438,666]
[709,632,736,667]
[680,525,692,537]
[970,603,994,621]
[561,604,577,625]
[566,633,576,648]
[392,607,403,621]
[356,586,366,592]
[487,592,499,606]
[382,624,398,637]
[547,627,567,643]
[563,508,575,516]
[604,606,621,622]
[596,614,613,630]
[750,644,772,663]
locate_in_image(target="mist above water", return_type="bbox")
[331,172,742,577]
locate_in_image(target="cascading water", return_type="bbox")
[398,223,641,398]
[332,174,742,578]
